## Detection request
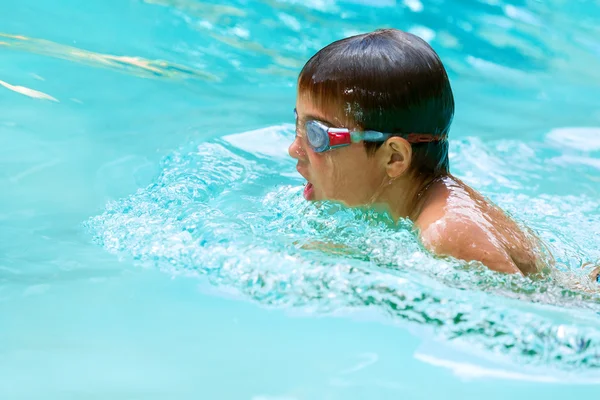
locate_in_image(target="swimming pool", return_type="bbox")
[1,0,600,398]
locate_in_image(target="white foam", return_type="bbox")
[222,124,293,159]
[415,353,600,384]
[404,0,424,13]
[278,12,301,31]
[546,127,600,152]
[466,56,530,82]
[345,0,396,7]
[504,5,540,26]
[551,155,600,170]
[409,25,436,42]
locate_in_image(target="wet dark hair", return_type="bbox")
[298,29,454,176]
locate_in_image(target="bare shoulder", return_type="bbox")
[418,213,520,274]
[414,177,521,274]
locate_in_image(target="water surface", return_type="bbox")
[2,0,600,398]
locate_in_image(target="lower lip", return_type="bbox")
[303,182,314,200]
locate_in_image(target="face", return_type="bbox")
[288,95,388,206]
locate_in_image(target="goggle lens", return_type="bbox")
[305,121,329,152]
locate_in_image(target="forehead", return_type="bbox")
[296,90,360,128]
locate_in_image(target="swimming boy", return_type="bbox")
[289,29,544,275]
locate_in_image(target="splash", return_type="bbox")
[85,125,600,371]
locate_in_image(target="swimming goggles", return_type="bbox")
[295,109,445,153]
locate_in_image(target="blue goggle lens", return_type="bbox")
[305,121,329,152]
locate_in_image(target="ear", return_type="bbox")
[381,137,412,178]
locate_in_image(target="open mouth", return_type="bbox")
[303,182,314,200]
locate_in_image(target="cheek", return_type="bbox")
[306,152,338,192]
[338,154,385,202]
[308,152,334,183]
[315,150,378,201]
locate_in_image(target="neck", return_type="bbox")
[371,172,442,222]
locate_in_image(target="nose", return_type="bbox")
[288,136,307,161]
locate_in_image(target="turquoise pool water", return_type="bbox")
[2,0,600,398]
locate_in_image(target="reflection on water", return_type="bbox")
[0,79,58,101]
[0,33,219,81]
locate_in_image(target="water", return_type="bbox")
[2,0,600,398]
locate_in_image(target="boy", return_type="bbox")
[288,29,544,275]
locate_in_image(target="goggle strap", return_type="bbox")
[404,133,446,143]
[360,131,392,142]
[353,131,445,144]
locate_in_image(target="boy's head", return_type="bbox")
[289,29,454,205]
